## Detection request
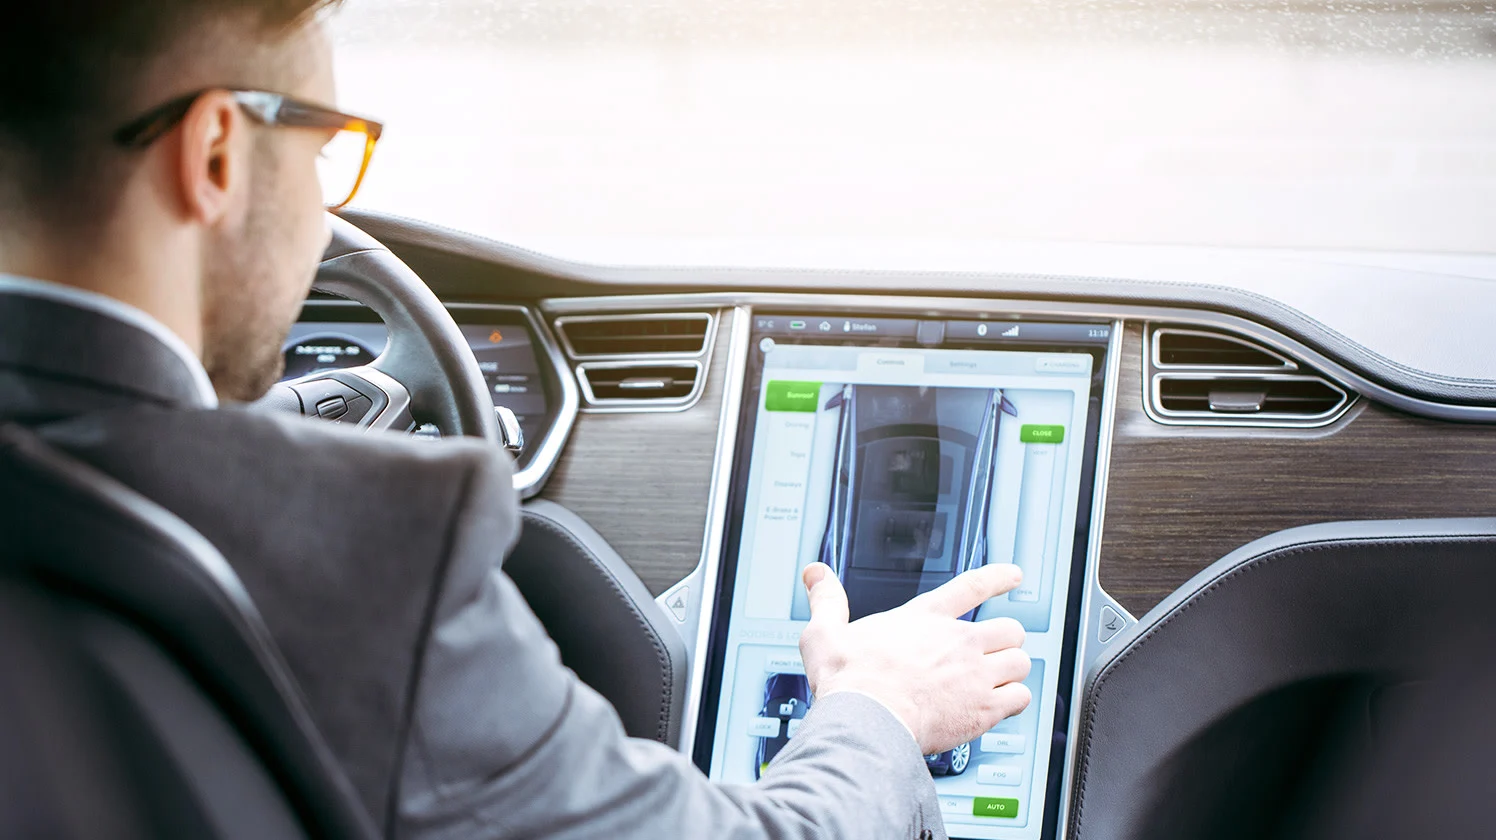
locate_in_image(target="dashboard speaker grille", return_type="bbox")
[557,313,711,358]
[1146,324,1354,427]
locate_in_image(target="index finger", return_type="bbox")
[908,564,1023,617]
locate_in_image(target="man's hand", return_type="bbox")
[798,562,1032,755]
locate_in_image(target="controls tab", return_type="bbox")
[856,351,925,375]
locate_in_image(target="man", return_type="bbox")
[0,3,1033,838]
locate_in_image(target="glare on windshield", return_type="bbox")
[333,0,1496,254]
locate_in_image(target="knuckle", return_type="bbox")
[979,698,1008,727]
[798,624,823,648]
[996,647,1027,669]
[994,616,1025,641]
[959,571,988,600]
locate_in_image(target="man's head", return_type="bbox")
[0,1,349,401]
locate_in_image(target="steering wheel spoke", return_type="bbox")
[275,366,413,432]
[254,214,500,444]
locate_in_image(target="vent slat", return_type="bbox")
[582,364,700,403]
[559,314,711,357]
[1156,331,1289,369]
[1157,377,1346,418]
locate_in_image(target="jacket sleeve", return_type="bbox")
[393,446,947,840]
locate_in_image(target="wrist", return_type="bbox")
[817,686,920,746]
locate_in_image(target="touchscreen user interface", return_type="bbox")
[695,315,1110,840]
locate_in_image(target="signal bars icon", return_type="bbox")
[976,323,1022,338]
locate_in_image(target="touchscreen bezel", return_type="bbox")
[689,314,1117,840]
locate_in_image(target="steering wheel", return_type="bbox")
[257,215,501,444]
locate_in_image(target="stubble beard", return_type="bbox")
[200,166,313,403]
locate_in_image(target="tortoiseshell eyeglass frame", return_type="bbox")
[113,89,384,210]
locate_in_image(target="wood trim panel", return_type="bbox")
[1100,323,1496,616]
[539,310,732,596]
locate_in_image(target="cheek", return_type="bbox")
[296,147,330,268]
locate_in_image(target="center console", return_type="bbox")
[687,311,1123,839]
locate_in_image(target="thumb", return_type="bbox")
[803,563,850,627]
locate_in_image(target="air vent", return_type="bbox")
[556,313,712,358]
[1156,376,1349,416]
[1146,324,1355,427]
[578,362,702,408]
[1153,328,1293,370]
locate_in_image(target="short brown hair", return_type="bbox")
[0,1,340,226]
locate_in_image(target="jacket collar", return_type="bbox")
[0,275,219,412]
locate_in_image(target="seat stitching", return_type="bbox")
[521,510,675,743]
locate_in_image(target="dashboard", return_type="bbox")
[300,209,1496,840]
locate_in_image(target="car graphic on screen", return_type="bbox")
[753,673,812,780]
[817,385,1016,621]
[925,739,974,777]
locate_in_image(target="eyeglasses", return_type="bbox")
[113,89,384,211]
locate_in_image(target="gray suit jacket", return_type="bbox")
[0,282,948,840]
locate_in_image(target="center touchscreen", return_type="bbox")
[695,315,1110,840]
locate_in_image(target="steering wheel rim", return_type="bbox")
[259,214,500,444]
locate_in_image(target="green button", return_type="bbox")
[1019,424,1065,444]
[973,797,1021,819]
[764,381,822,412]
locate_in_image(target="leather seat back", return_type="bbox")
[505,500,688,745]
[1070,519,1496,840]
[0,424,376,840]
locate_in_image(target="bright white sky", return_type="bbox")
[331,0,1496,255]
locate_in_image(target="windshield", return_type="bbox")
[333,1,1496,256]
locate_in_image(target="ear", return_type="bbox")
[176,90,249,225]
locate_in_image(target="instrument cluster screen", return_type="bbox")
[283,312,549,452]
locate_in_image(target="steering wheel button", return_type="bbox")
[315,396,349,420]
[340,396,374,424]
